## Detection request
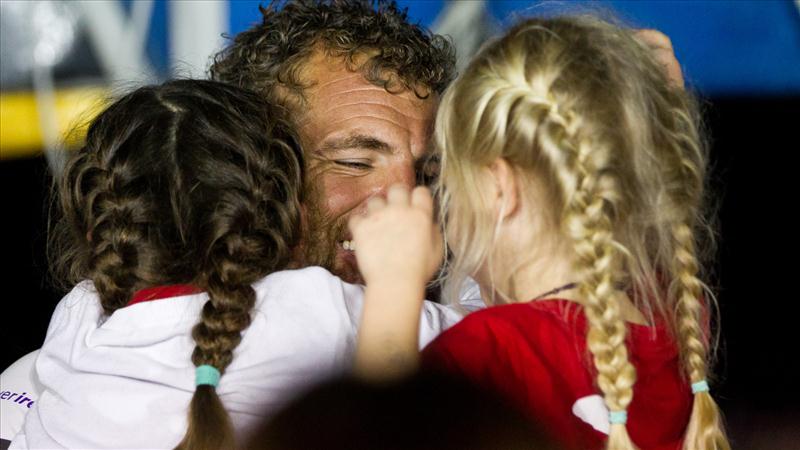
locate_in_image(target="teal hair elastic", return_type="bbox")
[195,364,221,387]
[691,379,710,394]
[609,410,628,425]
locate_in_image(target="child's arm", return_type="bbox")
[349,185,443,380]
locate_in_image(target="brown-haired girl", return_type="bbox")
[351,16,730,450]
[10,80,362,450]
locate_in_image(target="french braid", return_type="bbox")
[50,80,303,450]
[547,94,638,450]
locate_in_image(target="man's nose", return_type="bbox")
[382,163,416,192]
[364,163,416,205]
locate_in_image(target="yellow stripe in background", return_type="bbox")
[0,86,109,160]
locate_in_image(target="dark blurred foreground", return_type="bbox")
[246,372,559,450]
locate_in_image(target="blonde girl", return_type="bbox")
[351,16,730,450]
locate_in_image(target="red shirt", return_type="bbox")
[421,299,692,450]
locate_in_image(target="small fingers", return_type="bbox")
[411,186,434,216]
[386,184,411,206]
[348,213,362,235]
[634,29,673,51]
[366,196,387,214]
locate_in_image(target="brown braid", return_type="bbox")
[50,80,303,449]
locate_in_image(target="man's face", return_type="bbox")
[294,52,437,284]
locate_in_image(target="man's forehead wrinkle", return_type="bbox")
[321,114,410,131]
[306,67,426,105]
[330,87,426,111]
[308,71,366,91]
[305,51,423,97]
[317,134,394,154]
[311,101,430,122]
[327,86,425,104]
[312,84,429,110]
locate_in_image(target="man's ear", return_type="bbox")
[486,158,520,220]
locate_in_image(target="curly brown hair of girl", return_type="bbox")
[48,79,304,450]
[209,0,455,110]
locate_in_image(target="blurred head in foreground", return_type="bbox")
[245,372,559,450]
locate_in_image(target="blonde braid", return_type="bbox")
[660,92,730,449]
[537,93,637,450]
[672,219,731,450]
[457,64,640,448]
[671,223,707,378]
[671,223,729,450]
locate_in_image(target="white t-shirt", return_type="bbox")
[1,350,43,448]
[9,267,481,449]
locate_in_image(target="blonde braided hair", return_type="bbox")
[435,15,729,450]
[535,82,637,448]
[559,111,638,449]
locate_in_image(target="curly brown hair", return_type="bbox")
[210,0,455,109]
[49,79,303,450]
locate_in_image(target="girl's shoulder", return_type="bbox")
[422,299,587,378]
[432,299,585,346]
[421,300,598,417]
[58,280,100,308]
[42,281,104,336]
[224,268,366,408]
[251,266,364,308]
[253,266,350,290]
[429,299,675,360]
[247,267,366,337]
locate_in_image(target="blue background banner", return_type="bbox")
[227,0,800,96]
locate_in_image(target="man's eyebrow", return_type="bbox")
[317,134,393,154]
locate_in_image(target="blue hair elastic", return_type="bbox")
[195,364,221,387]
[609,410,628,425]
[691,379,710,394]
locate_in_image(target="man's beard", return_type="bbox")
[296,184,363,285]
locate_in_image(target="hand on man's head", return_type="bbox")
[634,29,685,88]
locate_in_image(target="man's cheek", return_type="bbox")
[307,164,347,214]
[320,178,370,220]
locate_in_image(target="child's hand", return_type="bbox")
[351,185,442,379]
[349,184,443,287]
